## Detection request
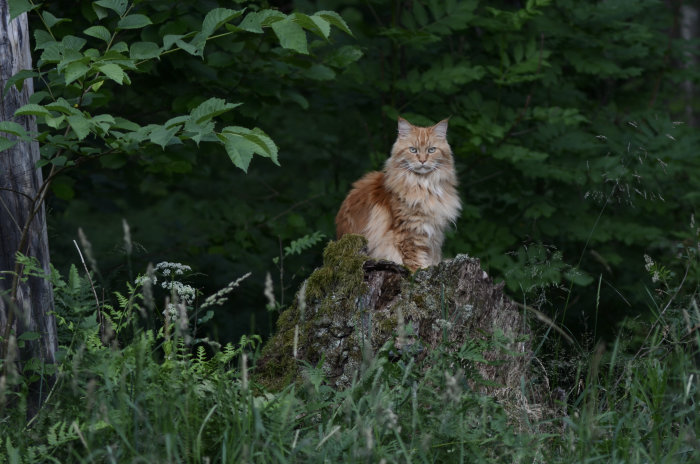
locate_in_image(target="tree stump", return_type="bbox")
[255,235,532,399]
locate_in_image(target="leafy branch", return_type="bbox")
[0,0,354,354]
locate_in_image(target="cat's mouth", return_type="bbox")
[411,165,436,175]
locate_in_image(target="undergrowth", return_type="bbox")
[1,247,698,463]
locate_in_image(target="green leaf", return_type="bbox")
[190,8,245,55]
[303,64,335,81]
[174,38,198,56]
[285,91,309,109]
[14,103,51,118]
[223,137,255,172]
[201,8,244,38]
[316,11,353,36]
[162,34,185,51]
[3,69,38,94]
[45,114,66,129]
[252,129,279,165]
[164,115,190,129]
[117,14,152,30]
[283,231,326,257]
[149,124,181,148]
[102,49,129,60]
[236,11,267,34]
[0,136,18,151]
[130,42,161,60]
[29,90,49,104]
[93,4,109,20]
[84,25,111,42]
[413,2,429,27]
[97,63,126,84]
[93,0,127,16]
[325,46,363,68]
[51,156,67,167]
[62,35,87,52]
[91,114,116,134]
[292,13,330,39]
[0,121,28,138]
[271,17,308,54]
[67,114,91,140]
[42,11,71,28]
[309,16,331,39]
[64,62,90,85]
[17,331,40,341]
[222,126,279,165]
[45,98,78,115]
[189,98,241,125]
[112,117,140,131]
[34,30,54,49]
[9,0,33,20]
[57,51,86,74]
[40,43,62,63]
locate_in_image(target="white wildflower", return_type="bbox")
[155,261,192,276]
[161,280,195,305]
[163,302,178,319]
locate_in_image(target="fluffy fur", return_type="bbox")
[336,117,461,271]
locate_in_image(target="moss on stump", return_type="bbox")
[255,234,532,398]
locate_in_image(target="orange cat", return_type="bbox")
[336,117,461,271]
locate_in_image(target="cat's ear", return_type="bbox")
[432,118,449,139]
[397,117,413,138]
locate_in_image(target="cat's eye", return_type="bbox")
[428,147,436,154]
[409,147,418,153]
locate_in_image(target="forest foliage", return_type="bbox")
[9,0,695,341]
[1,0,699,461]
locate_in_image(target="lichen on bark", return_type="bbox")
[255,234,533,400]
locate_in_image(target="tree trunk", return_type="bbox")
[0,2,57,413]
[680,2,698,127]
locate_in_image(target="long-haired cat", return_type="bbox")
[335,117,461,271]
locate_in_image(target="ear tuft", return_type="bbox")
[397,117,413,138]
[432,118,448,139]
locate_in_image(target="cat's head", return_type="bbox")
[389,117,452,175]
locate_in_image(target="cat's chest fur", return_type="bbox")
[385,170,460,236]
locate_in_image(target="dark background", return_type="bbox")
[35,0,700,344]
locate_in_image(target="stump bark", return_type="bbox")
[256,235,532,399]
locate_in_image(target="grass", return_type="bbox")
[0,255,698,463]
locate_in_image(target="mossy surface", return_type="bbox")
[256,238,531,397]
[254,235,369,391]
